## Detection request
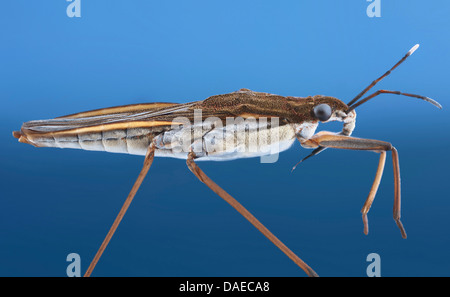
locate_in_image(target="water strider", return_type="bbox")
[13,44,441,277]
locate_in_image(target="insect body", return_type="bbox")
[13,44,441,277]
[15,90,350,160]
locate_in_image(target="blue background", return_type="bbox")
[1,1,449,276]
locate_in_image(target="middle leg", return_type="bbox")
[186,152,318,277]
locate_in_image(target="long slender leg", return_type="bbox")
[391,147,406,238]
[186,152,318,277]
[84,144,156,277]
[302,132,407,239]
[361,151,386,235]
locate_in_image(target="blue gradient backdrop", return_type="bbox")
[1,1,449,276]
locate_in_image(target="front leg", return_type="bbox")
[300,131,406,239]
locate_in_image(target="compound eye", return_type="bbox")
[313,104,332,122]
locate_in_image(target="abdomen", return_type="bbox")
[14,118,298,160]
[14,127,158,156]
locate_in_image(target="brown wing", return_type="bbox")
[17,102,194,133]
[13,89,296,144]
